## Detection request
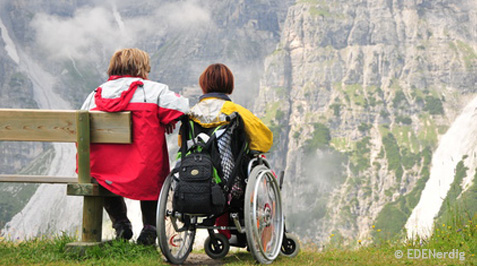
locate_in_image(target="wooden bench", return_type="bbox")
[0,108,132,246]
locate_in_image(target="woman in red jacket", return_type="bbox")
[81,48,189,245]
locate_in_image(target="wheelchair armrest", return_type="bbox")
[249,150,262,157]
[247,151,272,176]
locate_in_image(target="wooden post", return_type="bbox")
[76,110,103,243]
[77,110,91,184]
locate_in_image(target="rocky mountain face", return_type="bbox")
[1,0,477,244]
[0,0,295,237]
[0,11,48,229]
[0,0,293,172]
[255,0,477,244]
[0,16,43,175]
[1,0,294,108]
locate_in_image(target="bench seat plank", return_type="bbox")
[0,174,77,183]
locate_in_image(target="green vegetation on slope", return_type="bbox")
[262,100,288,155]
[382,133,403,180]
[438,162,477,227]
[423,95,444,115]
[372,147,432,241]
[438,158,468,219]
[349,137,371,175]
[454,40,477,69]
[303,122,331,155]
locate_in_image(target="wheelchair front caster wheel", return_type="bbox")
[280,232,300,257]
[204,233,230,259]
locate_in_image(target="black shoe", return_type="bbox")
[137,225,157,246]
[113,220,133,241]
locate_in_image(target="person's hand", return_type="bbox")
[165,123,176,134]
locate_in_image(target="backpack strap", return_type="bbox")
[179,116,192,158]
[221,113,248,192]
[201,125,225,182]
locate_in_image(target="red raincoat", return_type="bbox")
[80,76,189,200]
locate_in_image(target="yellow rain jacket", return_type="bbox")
[188,93,273,153]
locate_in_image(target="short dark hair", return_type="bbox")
[199,63,234,94]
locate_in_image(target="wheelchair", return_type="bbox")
[156,114,299,264]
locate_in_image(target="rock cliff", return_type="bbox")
[255,0,477,243]
[1,0,477,244]
[0,0,295,238]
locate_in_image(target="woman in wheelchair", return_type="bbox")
[157,63,298,264]
[189,63,273,236]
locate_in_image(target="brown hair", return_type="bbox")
[199,63,234,94]
[107,48,151,79]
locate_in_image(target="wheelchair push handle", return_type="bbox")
[178,114,190,123]
[279,170,285,190]
[249,150,261,156]
[179,112,239,123]
[226,112,238,121]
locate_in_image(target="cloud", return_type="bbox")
[30,0,212,61]
[160,0,211,28]
[31,6,130,61]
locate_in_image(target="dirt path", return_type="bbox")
[180,254,224,265]
[165,252,250,266]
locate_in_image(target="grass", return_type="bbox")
[0,209,475,265]
[0,234,161,266]
[0,226,475,266]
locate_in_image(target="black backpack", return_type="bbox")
[172,113,247,216]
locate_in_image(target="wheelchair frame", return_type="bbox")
[156,155,292,264]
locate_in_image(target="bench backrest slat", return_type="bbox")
[0,109,132,144]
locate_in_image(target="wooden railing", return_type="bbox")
[0,108,132,246]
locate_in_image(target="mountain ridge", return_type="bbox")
[1,0,476,245]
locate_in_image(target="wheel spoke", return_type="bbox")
[259,174,278,256]
[245,165,284,263]
[157,174,195,264]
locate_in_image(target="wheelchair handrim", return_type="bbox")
[249,168,284,261]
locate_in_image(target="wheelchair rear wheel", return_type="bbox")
[244,165,284,264]
[157,173,196,264]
